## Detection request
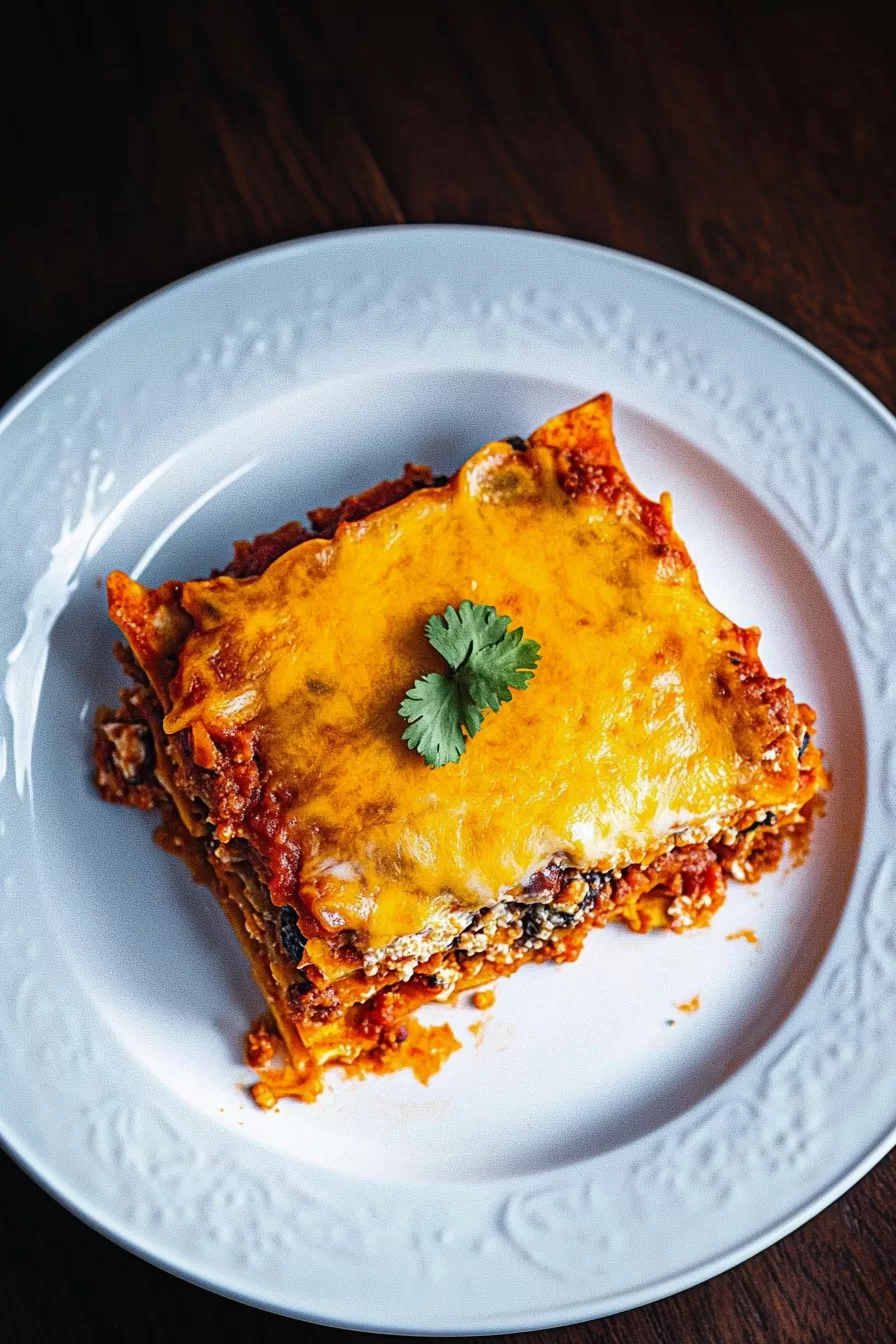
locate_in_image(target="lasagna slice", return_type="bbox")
[95,394,826,1105]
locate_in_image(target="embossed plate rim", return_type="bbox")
[1,225,894,1332]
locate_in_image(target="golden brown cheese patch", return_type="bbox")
[113,398,805,955]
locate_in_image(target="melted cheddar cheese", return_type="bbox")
[152,399,803,951]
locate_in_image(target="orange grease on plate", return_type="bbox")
[249,1015,460,1108]
[345,1019,461,1086]
[471,989,496,1011]
[676,995,701,1014]
[726,928,759,944]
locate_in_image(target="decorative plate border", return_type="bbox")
[1,227,894,1332]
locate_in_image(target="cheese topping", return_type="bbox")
[163,438,800,949]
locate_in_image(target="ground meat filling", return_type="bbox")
[94,701,159,809]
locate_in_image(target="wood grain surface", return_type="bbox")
[2,1,895,1340]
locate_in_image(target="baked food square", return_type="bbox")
[95,394,826,1104]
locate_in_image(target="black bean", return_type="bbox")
[521,907,545,942]
[279,904,307,962]
[741,810,776,836]
[580,870,611,903]
[504,435,529,452]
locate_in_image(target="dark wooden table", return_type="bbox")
[3,2,895,1340]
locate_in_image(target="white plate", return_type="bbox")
[1,226,894,1332]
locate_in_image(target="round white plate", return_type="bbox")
[1,226,894,1332]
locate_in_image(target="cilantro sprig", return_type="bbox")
[399,601,541,767]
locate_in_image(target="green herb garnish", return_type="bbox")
[399,601,541,767]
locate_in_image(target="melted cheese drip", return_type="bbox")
[166,443,798,949]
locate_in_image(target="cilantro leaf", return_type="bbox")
[424,600,512,667]
[398,672,466,767]
[464,624,541,712]
[399,602,541,767]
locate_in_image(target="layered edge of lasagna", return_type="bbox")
[95,407,827,1106]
